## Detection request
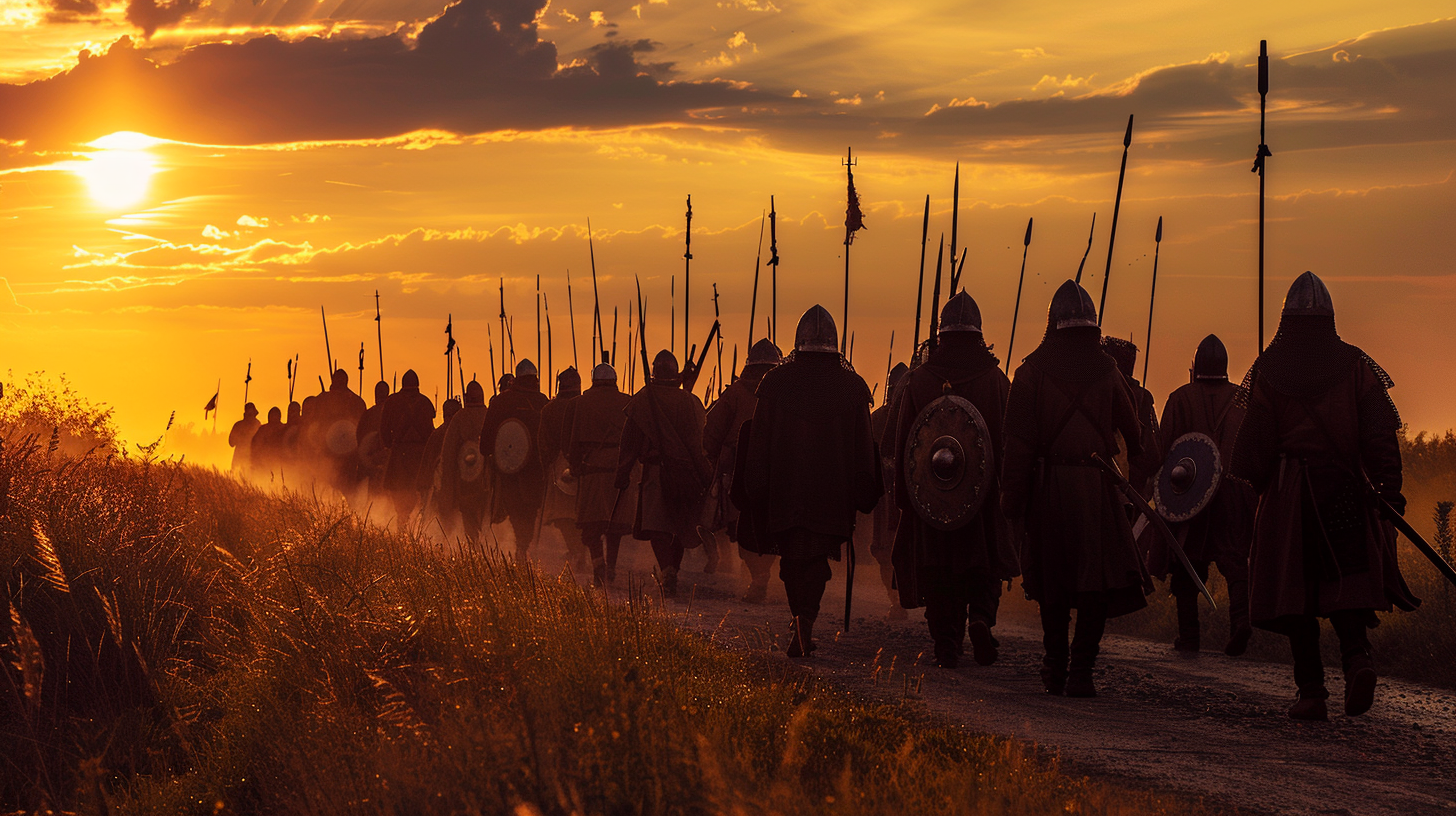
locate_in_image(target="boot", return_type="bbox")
[1040,656,1068,696]
[933,639,959,669]
[1224,626,1252,657]
[1343,651,1377,717]
[704,538,721,574]
[660,566,679,599]
[1172,593,1201,654]
[1288,686,1330,722]
[742,581,768,604]
[1065,669,1096,698]
[591,557,608,589]
[515,544,530,564]
[787,616,817,658]
[967,620,999,666]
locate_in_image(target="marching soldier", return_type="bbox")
[481,360,549,561]
[438,380,490,543]
[1001,280,1148,697]
[380,369,437,521]
[1230,272,1418,721]
[1153,335,1256,656]
[228,402,261,475]
[1102,337,1162,494]
[567,363,636,586]
[539,368,585,567]
[738,306,880,656]
[617,351,711,598]
[892,293,1017,668]
[281,400,305,485]
[864,362,908,618]
[416,396,461,524]
[704,338,782,602]
[312,369,368,496]
[357,381,391,503]
[250,406,288,484]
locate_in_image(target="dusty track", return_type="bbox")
[533,535,1456,816]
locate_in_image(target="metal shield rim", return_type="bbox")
[1154,432,1222,522]
[903,394,993,532]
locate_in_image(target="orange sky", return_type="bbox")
[1,1,1454,465]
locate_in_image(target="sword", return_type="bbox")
[844,533,857,631]
[1358,474,1456,588]
[1091,452,1217,608]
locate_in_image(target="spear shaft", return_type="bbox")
[588,221,603,362]
[1006,217,1034,373]
[567,270,579,371]
[748,210,765,351]
[1098,114,1135,326]
[374,290,384,384]
[320,306,334,375]
[498,278,508,375]
[1075,213,1097,284]
[244,359,252,405]
[1254,39,1272,350]
[913,194,929,351]
[768,196,779,346]
[949,163,961,292]
[928,235,945,351]
[1143,216,1163,386]
[684,196,692,358]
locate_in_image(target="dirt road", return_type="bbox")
[559,539,1456,816]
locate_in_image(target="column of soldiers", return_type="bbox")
[224,269,1418,721]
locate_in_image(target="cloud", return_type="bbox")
[0,0,775,146]
[125,0,202,36]
[0,277,31,314]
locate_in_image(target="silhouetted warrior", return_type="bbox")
[1230,272,1418,721]
[539,367,584,566]
[482,360,549,560]
[704,338,782,602]
[250,406,287,483]
[281,400,305,485]
[567,363,636,586]
[617,350,711,598]
[739,306,880,657]
[1102,336,1162,495]
[380,369,437,521]
[228,402,260,474]
[357,381,391,500]
[892,293,1018,668]
[1153,335,1257,656]
[493,373,515,403]
[417,396,461,522]
[312,369,368,494]
[864,361,907,618]
[1002,280,1148,697]
[439,380,489,542]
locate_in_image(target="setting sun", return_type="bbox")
[74,131,159,209]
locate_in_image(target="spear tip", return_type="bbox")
[1124,114,1134,146]
[1024,217,1034,246]
[1156,216,1163,242]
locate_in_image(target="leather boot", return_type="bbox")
[1041,657,1068,696]
[1288,686,1330,722]
[787,616,817,657]
[591,557,608,588]
[660,566,679,599]
[1343,651,1377,717]
[1173,593,1201,653]
[967,620,999,666]
[1065,669,1096,698]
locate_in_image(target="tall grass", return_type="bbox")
[0,424,1224,814]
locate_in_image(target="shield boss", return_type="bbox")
[458,440,484,483]
[493,418,532,475]
[1154,432,1222,522]
[903,395,993,531]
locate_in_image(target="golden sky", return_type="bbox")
[1,0,1453,464]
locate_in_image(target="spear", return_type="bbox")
[611,306,619,366]
[768,196,780,347]
[457,345,466,400]
[545,293,554,394]
[506,316,516,368]
[445,314,455,400]
[627,299,635,391]
[487,322,497,395]
[1098,114,1135,326]
[948,162,961,292]
[1006,217,1034,373]
[244,359,252,404]
[684,195,692,357]
[588,220,604,363]
[841,147,861,354]
[670,274,676,357]
[1074,213,1097,283]
[287,358,295,403]
[536,275,542,383]
[320,306,334,375]
[374,290,384,384]
[635,276,651,381]
[567,269,579,371]
[883,330,894,406]
[356,345,363,393]
[748,210,765,351]
[954,248,967,292]
[928,235,945,351]
[1253,39,1272,350]
[498,278,508,375]
[730,344,738,385]
[912,194,929,351]
[1143,216,1164,386]
[712,283,723,397]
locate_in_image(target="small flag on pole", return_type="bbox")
[845,161,867,245]
[203,390,219,417]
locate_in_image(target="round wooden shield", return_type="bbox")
[1154,432,1222,522]
[554,467,578,496]
[325,420,358,456]
[493,418,532,475]
[457,439,484,483]
[903,395,993,531]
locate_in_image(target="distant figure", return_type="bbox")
[704,338,782,602]
[438,380,490,543]
[1001,280,1147,698]
[416,396,461,522]
[492,374,515,405]
[380,369,437,521]
[250,406,288,483]
[1152,334,1257,657]
[481,360,549,561]
[228,402,261,474]
[1102,336,1162,495]
[738,305,880,657]
[864,361,907,617]
[617,350,710,598]
[281,401,305,484]
[891,292,1018,669]
[1231,272,1418,722]
[567,363,635,586]
[357,381,391,500]
[538,367,584,566]
[313,369,368,494]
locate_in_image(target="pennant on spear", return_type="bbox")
[842,148,866,353]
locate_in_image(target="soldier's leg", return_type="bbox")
[1331,609,1376,716]
[1218,555,1253,656]
[605,533,623,577]
[965,571,1002,666]
[875,554,906,620]
[650,534,683,597]
[1066,596,1109,698]
[780,555,831,657]
[1170,560,1210,653]
[739,547,774,603]
[921,569,967,668]
[1038,602,1071,695]
[1286,614,1330,721]
[580,524,607,586]
[510,512,536,562]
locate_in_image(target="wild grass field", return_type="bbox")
[0,384,1226,815]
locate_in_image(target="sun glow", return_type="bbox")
[74,132,160,209]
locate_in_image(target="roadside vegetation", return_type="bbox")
[1,383,1225,815]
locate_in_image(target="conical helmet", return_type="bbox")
[746,338,783,366]
[1049,280,1097,330]
[939,291,982,333]
[1281,271,1334,317]
[1192,334,1228,381]
[795,305,838,353]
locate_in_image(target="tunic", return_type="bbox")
[481,381,549,522]
[618,383,710,541]
[567,383,636,532]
